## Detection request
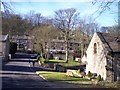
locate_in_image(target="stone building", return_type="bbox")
[82,32,120,82]
[44,39,84,60]
[0,34,9,61]
[10,35,33,52]
[50,39,81,53]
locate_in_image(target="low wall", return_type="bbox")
[53,54,73,60]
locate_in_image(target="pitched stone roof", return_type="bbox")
[97,32,120,52]
[0,34,8,42]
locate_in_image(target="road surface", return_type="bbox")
[1,53,108,90]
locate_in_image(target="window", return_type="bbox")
[0,52,2,56]
[70,43,73,46]
[53,47,55,49]
[94,43,97,54]
[60,46,64,50]
[69,47,72,50]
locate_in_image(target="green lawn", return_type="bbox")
[39,57,85,67]
[44,59,83,67]
[36,71,90,82]
[60,60,82,67]
[45,59,65,63]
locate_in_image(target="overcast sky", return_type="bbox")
[1,0,118,27]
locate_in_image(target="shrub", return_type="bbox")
[9,42,17,54]
[87,71,92,77]
[77,69,81,74]
[97,74,102,81]
[40,57,45,65]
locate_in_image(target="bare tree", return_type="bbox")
[76,17,100,57]
[91,0,118,18]
[53,8,80,63]
[1,1,12,35]
[102,25,120,34]
[77,18,89,57]
[1,1,14,15]
[31,24,60,58]
[33,13,42,27]
[85,17,100,37]
[92,0,119,38]
[1,1,11,12]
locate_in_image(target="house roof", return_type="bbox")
[11,35,32,40]
[97,32,120,52]
[0,34,9,42]
[51,39,81,44]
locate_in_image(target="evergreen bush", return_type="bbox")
[97,74,102,81]
[77,69,81,74]
[40,57,45,65]
[87,71,92,77]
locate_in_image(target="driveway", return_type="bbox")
[1,53,107,90]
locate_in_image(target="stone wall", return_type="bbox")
[105,54,114,82]
[53,54,73,60]
[113,53,120,82]
[0,36,9,61]
[5,36,9,60]
[0,42,3,56]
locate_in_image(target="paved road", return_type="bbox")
[1,53,108,90]
[2,53,52,89]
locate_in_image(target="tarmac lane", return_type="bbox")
[2,58,51,89]
[1,53,111,90]
[1,53,79,89]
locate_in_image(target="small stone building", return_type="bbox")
[82,32,120,82]
[0,34,9,61]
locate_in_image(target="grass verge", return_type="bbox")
[36,71,90,82]
[60,60,82,67]
[44,59,83,67]
[45,59,65,63]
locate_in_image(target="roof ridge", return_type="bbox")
[97,32,113,52]
[0,34,8,42]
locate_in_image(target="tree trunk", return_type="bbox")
[65,49,69,63]
[40,44,44,57]
[65,40,69,63]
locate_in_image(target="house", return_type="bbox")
[10,35,33,52]
[50,39,81,53]
[44,39,83,60]
[81,32,120,82]
[0,34,9,61]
